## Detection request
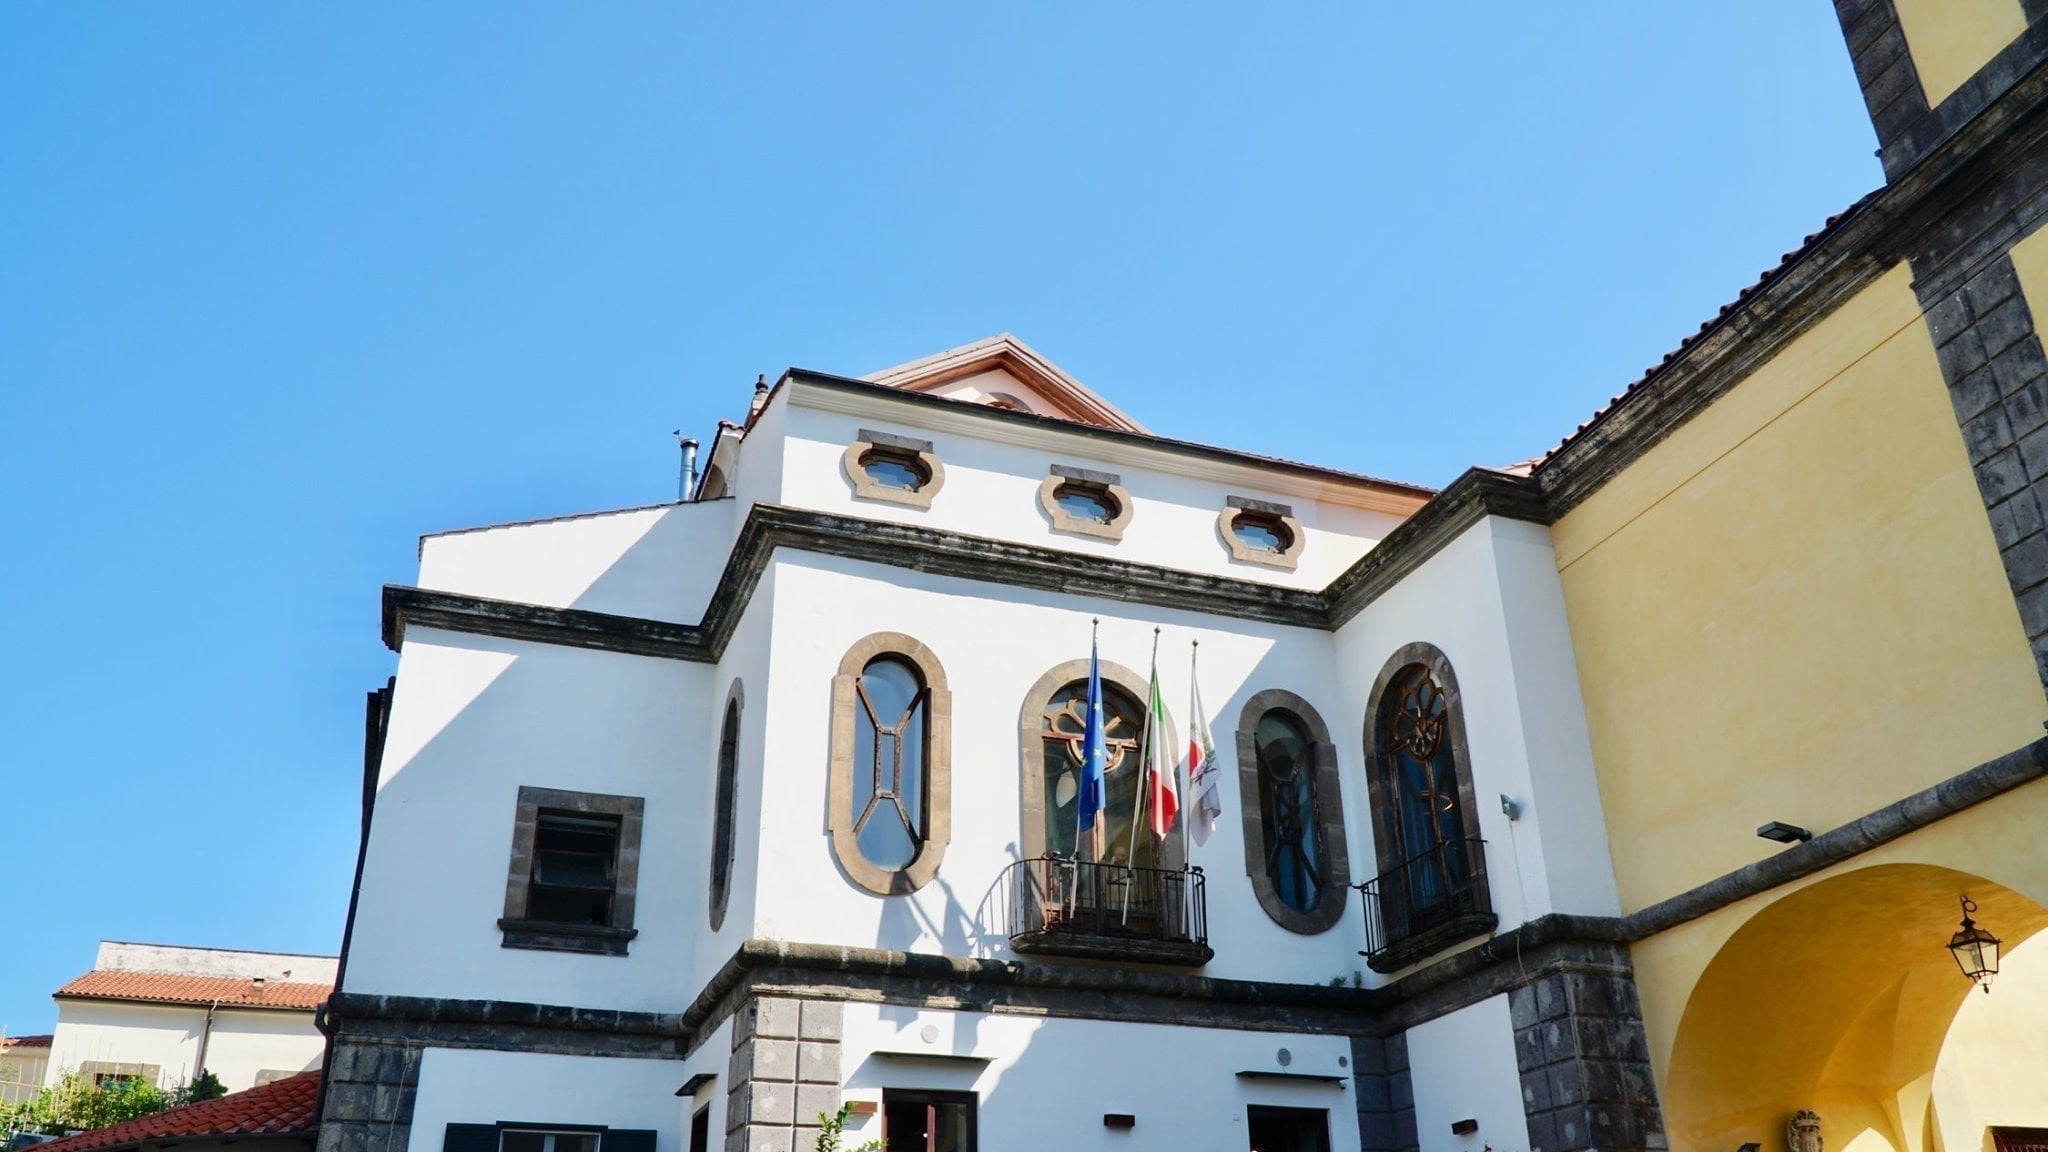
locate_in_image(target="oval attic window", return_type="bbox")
[1232,512,1292,555]
[860,447,930,492]
[1054,481,1116,523]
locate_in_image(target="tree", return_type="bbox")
[173,1072,227,1105]
[0,1070,170,1136]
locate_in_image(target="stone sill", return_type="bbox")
[1011,930,1213,968]
[1364,912,1499,975]
[498,918,637,957]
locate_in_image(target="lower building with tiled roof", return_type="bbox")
[38,943,333,1099]
[19,1069,319,1152]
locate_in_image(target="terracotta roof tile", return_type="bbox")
[54,972,331,1011]
[1534,190,1883,470]
[2,1034,52,1048]
[22,1070,320,1152]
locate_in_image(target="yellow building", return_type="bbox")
[1541,3,2048,1151]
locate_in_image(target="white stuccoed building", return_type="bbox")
[46,941,335,1094]
[320,336,1636,1152]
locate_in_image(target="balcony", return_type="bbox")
[1358,837,1497,973]
[1001,855,1212,967]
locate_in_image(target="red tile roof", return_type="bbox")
[21,1070,320,1152]
[2,1034,52,1048]
[1534,190,1883,470]
[54,972,331,1011]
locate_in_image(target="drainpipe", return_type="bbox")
[192,999,222,1087]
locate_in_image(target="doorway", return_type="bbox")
[1246,1105,1331,1152]
[882,1089,976,1152]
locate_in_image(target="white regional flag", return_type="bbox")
[1185,659,1222,846]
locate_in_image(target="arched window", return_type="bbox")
[1017,660,1182,872]
[1362,644,1493,970]
[828,633,952,895]
[1234,690,1350,933]
[708,682,742,930]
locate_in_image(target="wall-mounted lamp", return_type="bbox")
[1947,895,2001,994]
[1756,821,1811,844]
[1103,1114,1135,1130]
[1499,795,1520,821]
[1452,1119,1479,1136]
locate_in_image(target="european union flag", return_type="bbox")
[1076,635,1108,857]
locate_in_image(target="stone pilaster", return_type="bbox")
[1917,255,2048,689]
[725,995,843,1152]
[1350,1033,1418,1152]
[1510,971,1666,1152]
[315,1037,422,1152]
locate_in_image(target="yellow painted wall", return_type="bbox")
[1554,262,2044,914]
[2005,220,2048,329]
[1893,0,2027,107]
[1630,778,2048,1152]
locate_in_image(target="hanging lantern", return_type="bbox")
[1947,895,2001,993]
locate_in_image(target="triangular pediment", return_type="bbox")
[862,334,1148,433]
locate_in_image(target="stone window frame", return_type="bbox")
[708,679,744,932]
[1234,689,1351,934]
[827,632,953,895]
[1361,642,1495,971]
[499,785,644,956]
[1218,496,1307,572]
[1016,658,1183,870]
[1037,464,1134,543]
[842,428,946,510]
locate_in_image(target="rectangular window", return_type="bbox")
[1245,1106,1330,1152]
[499,786,644,955]
[527,812,621,926]
[501,1132,600,1152]
[80,1061,159,1090]
[882,1090,976,1152]
[688,1109,710,1152]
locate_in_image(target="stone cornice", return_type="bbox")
[384,504,1337,663]
[1325,468,1547,630]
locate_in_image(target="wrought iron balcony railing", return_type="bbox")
[1001,854,1212,966]
[1357,836,1496,973]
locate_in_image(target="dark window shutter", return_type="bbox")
[606,1130,657,1152]
[445,1125,499,1152]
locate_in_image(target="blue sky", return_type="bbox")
[0,3,1879,1033]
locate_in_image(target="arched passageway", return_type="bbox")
[1665,864,2048,1152]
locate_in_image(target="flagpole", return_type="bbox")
[1183,639,1196,870]
[1182,638,1198,934]
[1121,626,1160,924]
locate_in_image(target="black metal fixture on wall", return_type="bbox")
[1948,895,2002,994]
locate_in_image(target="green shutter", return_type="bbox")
[445,1124,499,1152]
[606,1130,657,1152]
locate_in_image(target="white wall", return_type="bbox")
[417,502,734,627]
[778,399,1405,590]
[838,1002,1362,1152]
[1332,516,1623,946]
[751,553,1376,986]
[1404,994,1526,1152]
[46,1002,200,1088]
[200,1009,324,1091]
[693,564,777,984]
[93,942,336,983]
[343,627,715,1013]
[405,1049,689,1152]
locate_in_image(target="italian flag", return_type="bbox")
[1145,661,1179,840]
[1186,670,1221,846]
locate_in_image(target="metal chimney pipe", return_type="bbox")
[676,435,700,501]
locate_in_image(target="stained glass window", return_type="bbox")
[1255,710,1322,912]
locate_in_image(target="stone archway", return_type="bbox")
[1664,864,2048,1152]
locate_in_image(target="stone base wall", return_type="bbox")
[1509,970,1667,1152]
[1351,1032,1419,1152]
[724,995,843,1152]
[316,1036,423,1152]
